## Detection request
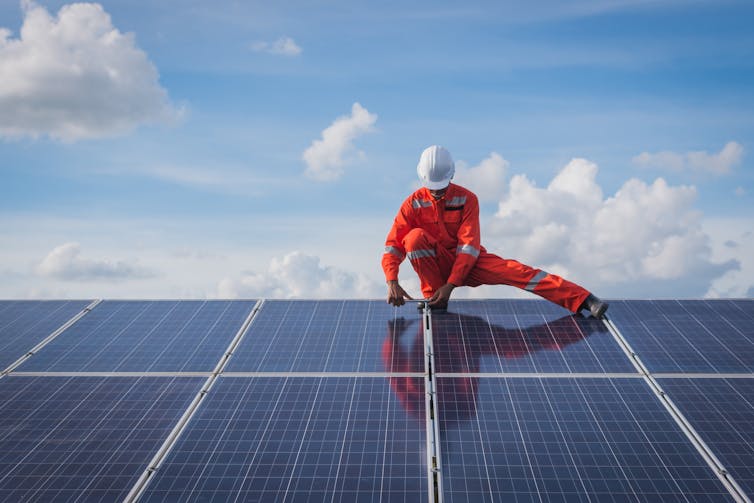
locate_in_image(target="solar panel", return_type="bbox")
[0,300,91,370]
[658,377,754,496]
[0,375,203,502]
[432,300,635,374]
[16,300,256,372]
[607,300,754,373]
[140,376,428,502]
[437,376,733,502]
[2,298,751,502]
[225,300,425,373]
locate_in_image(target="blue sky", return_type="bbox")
[1,0,752,300]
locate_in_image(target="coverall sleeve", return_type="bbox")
[381,201,412,282]
[447,193,481,286]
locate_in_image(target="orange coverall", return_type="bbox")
[382,183,590,312]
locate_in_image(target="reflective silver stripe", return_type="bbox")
[384,246,405,258]
[456,244,480,258]
[447,196,466,206]
[407,249,436,260]
[525,270,548,291]
[412,199,432,209]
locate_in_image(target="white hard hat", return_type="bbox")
[417,145,454,190]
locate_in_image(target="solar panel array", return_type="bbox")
[0,298,752,502]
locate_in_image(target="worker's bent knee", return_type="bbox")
[402,228,433,251]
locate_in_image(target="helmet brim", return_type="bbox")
[423,177,451,190]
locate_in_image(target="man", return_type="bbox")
[382,145,608,318]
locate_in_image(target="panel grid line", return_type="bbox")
[124,299,264,503]
[604,314,751,502]
[1,299,101,378]
[424,304,444,503]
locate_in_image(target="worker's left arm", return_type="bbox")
[447,192,481,287]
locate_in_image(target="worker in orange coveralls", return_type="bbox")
[382,145,608,318]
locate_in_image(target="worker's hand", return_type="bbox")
[387,280,413,306]
[428,283,456,308]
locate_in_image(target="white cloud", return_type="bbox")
[704,220,754,298]
[486,158,738,298]
[302,102,378,181]
[36,242,154,281]
[453,152,508,203]
[633,141,743,175]
[0,1,181,141]
[217,251,382,299]
[251,36,302,56]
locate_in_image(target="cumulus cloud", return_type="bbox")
[217,251,382,299]
[633,141,743,175]
[36,242,153,281]
[302,103,378,181]
[251,36,302,56]
[453,152,509,203]
[486,158,738,297]
[0,1,181,141]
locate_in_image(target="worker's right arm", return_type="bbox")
[382,199,414,306]
[387,280,413,306]
[382,200,413,282]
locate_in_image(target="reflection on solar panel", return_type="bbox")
[0,376,203,502]
[226,300,424,372]
[16,300,256,372]
[438,377,732,502]
[0,298,751,502]
[141,376,427,502]
[432,300,635,374]
[0,300,91,370]
[607,300,754,373]
[659,378,754,496]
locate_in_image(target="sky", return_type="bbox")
[1,0,753,301]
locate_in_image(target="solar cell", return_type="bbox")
[432,300,635,374]
[0,300,91,371]
[659,377,754,497]
[226,300,425,373]
[437,377,733,502]
[16,300,256,372]
[0,375,203,502]
[608,300,754,373]
[141,376,428,502]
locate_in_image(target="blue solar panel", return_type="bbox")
[608,300,754,373]
[432,300,635,374]
[0,300,91,370]
[141,376,427,502]
[659,378,754,496]
[0,375,203,502]
[16,300,256,372]
[226,300,425,372]
[437,377,733,502]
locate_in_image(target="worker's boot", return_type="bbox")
[580,294,608,319]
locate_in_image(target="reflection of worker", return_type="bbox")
[383,313,597,421]
[383,145,608,318]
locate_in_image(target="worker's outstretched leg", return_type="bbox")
[465,252,590,313]
[401,229,455,299]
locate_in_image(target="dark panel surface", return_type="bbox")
[438,377,732,503]
[608,300,754,373]
[226,300,425,372]
[141,376,427,502]
[17,300,255,372]
[660,378,754,497]
[0,300,91,370]
[0,376,203,502]
[433,300,634,374]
